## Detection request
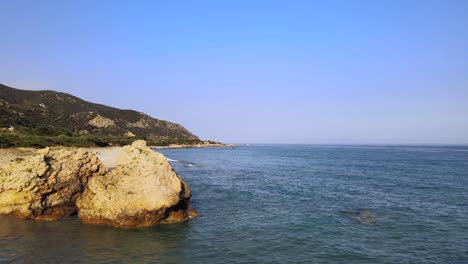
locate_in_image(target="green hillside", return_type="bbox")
[0,84,200,147]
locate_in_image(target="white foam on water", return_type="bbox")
[167,158,178,162]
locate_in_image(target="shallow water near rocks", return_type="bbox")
[1,145,468,263]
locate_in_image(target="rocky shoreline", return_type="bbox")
[0,140,197,228]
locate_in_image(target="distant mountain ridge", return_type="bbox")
[0,83,200,144]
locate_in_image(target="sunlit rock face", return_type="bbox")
[76,140,196,228]
[0,148,106,220]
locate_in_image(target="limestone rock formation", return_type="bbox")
[88,114,116,128]
[0,148,107,220]
[76,140,196,228]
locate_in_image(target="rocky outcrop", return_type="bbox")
[0,148,107,220]
[0,140,196,227]
[76,140,196,228]
[88,114,116,128]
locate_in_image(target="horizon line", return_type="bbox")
[224,142,468,147]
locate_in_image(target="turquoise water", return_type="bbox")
[1,145,468,263]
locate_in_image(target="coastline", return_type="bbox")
[0,143,234,168]
[150,143,234,149]
[0,147,123,168]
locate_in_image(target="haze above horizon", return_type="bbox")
[1,0,467,144]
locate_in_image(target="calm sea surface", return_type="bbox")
[1,145,468,263]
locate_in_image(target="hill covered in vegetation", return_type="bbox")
[0,84,201,147]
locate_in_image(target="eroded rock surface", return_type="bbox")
[76,140,196,228]
[88,114,116,128]
[0,148,107,220]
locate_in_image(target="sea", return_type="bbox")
[1,145,467,263]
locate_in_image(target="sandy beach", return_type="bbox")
[0,148,37,167]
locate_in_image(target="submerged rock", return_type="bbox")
[339,208,377,224]
[76,140,196,228]
[0,148,107,220]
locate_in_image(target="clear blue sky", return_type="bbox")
[1,0,467,144]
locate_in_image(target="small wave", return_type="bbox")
[167,158,178,162]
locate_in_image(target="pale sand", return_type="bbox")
[88,147,123,168]
[0,148,37,167]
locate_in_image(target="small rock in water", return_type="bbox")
[339,208,377,224]
[187,209,198,219]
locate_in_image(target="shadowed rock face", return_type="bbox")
[0,148,107,220]
[76,140,197,228]
[339,208,377,224]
